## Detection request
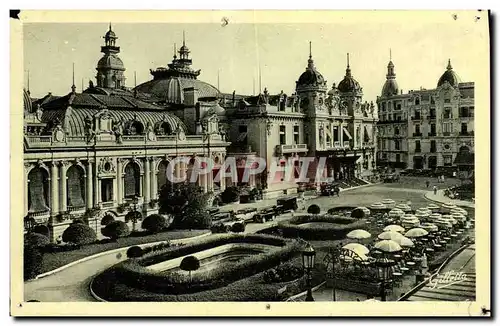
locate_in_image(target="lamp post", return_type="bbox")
[302,244,316,301]
[126,195,141,232]
[374,256,395,301]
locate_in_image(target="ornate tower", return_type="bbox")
[337,53,363,117]
[381,50,399,97]
[96,24,126,89]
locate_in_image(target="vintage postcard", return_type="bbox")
[11,10,490,317]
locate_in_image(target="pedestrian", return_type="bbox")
[426,180,430,188]
[433,185,438,195]
[442,175,445,183]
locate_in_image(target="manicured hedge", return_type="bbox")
[327,206,358,215]
[277,215,366,240]
[102,221,130,240]
[96,234,301,296]
[62,223,97,245]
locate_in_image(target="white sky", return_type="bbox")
[24,19,484,101]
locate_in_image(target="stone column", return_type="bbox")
[50,162,59,216]
[25,179,29,216]
[116,158,123,205]
[59,161,67,212]
[150,159,157,200]
[144,157,151,203]
[94,161,100,207]
[86,161,93,209]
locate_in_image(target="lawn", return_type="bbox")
[39,229,209,274]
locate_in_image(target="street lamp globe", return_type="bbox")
[302,245,316,270]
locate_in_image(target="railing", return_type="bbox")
[428,133,437,137]
[27,210,50,218]
[333,141,341,147]
[427,115,436,120]
[443,132,451,136]
[343,141,350,148]
[68,205,86,212]
[411,116,422,121]
[413,132,422,137]
[156,135,177,141]
[122,135,146,142]
[459,131,474,136]
[25,135,52,144]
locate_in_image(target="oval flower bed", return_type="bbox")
[92,233,302,300]
[277,215,367,240]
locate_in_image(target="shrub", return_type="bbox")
[127,246,144,258]
[221,186,240,204]
[62,223,97,245]
[263,262,304,283]
[179,256,200,282]
[307,204,321,215]
[231,222,246,233]
[350,208,366,219]
[24,232,50,248]
[102,221,130,240]
[101,214,115,226]
[210,222,229,234]
[141,214,167,234]
[24,243,43,280]
[277,215,365,240]
[107,234,300,295]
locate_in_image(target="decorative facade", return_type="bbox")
[24,26,230,241]
[376,58,474,171]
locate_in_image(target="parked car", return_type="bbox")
[235,208,258,221]
[320,182,340,196]
[253,206,277,223]
[276,196,298,214]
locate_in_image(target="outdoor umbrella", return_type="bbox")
[420,223,439,232]
[451,212,467,222]
[429,213,443,220]
[395,203,412,212]
[417,207,432,215]
[383,225,405,233]
[388,208,405,218]
[395,236,415,248]
[378,231,404,241]
[343,243,370,255]
[441,202,457,213]
[370,202,387,210]
[374,240,402,253]
[340,253,369,262]
[415,211,430,220]
[405,227,429,238]
[382,199,396,209]
[427,204,440,213]
[347,229,372,240]
[451,207,468,216]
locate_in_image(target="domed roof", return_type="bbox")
[296,55,325,87]
[437,59,461,87]
[381,79,399,97]
[105,29,116,39]
[337,54,361,93]
[97,54,125,71]
[134,77,220,104]
[23,89,32,112]
[338,75,361,93]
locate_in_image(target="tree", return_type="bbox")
[307,204,321,215]
[220,186,240,204]
[141,214,168,234]
[62,223,97,245]
[179,255,200,283]
[101,221,130,240]
[158,183,212,229]
[125,210,142,232]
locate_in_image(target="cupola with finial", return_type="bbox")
[96,23,126,89]
[337,53,362,94]
[296,41,327,91]
[437,59,461,88]
[381,49,399,97]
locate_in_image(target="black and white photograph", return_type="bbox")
[11,9,491,317]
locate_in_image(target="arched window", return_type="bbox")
[161,122,173,135]
[28,167,50,212]
[66,165,86,209]
[130,121,144,135]
[124,163,140,198]
[157,160,171,193]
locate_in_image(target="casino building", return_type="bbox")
[24,26,378,240]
